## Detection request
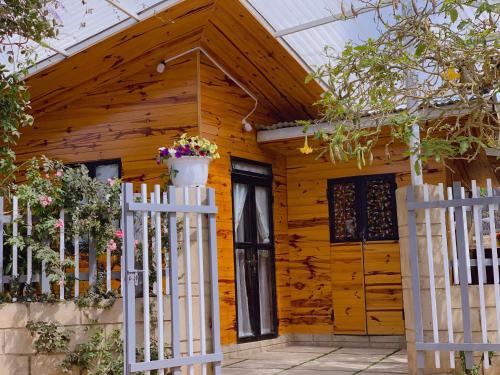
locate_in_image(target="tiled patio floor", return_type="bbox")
[222,346,408,374]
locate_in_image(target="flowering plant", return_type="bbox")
[157,134,220,164]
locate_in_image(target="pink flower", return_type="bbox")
[39,195,53,207]
[55,170,63,177]
[107,178,116,186]
[54,219,64,229]
[58,280,64,286]
[115,230,124,238]
[107,239,117,252]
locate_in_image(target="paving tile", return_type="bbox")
[228,359,296,369]
[317,353,384,363]
[282,369,353,375]
[222,368,282,375]
[297,360,369,372]
[222,358,246,367]
[362,361,409,373]
[231,351,318,362]
[269,346,336,354]
[335,347,394,355]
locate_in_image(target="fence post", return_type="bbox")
[208,188,222,375]
[168,186,181,375]
[123,183,136,374]
[406,186,425,370]
[453,181,474,369]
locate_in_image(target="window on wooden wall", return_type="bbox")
[327,174,398,243]
[69,159,122,181]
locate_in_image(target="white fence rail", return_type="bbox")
[407,179,500,370]
[0,197,121,299]
[122,183,222,374]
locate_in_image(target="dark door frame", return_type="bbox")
[231,157,279,343]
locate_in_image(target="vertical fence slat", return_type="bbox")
[163,192,170,296]
[141,184,151,375]
[89,236,97,287]
[471,180,490,368]
[106,241,111,292]
[423,184,440,368]
[183,187,194,375]
[123,183,137,374]
[27,204,32,285]
[453,181,474,369]
[438,184,455,368]
[207,188,222,375]
[486,178,500,344]
[0,197,4,293]
[59,209,65,300]
[168,186,181,375]
[12,196,18,278]
[447,187,459,284]
[74,235,79,297]
[461,187,473,284]
[196,187,207,375]
[154,185,165,375]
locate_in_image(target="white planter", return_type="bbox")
[166,156,210,187]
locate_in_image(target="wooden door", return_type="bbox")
[329,174,404,335]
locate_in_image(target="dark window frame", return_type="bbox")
[327,173,399,243]
[68,158,122,179]
[231,157,278,344]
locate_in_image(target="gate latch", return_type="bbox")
[127,270,144,286]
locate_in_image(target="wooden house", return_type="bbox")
[18,0,486,352]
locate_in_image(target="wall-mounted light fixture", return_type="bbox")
[156,62,166,74]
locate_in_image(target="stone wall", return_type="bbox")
[397,185,500,375]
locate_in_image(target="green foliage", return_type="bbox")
[0,0,60,195]
[60,328,124,375]
[26,320,71,354]
[305,0,499,170]
[459,350,494,375]
[11,156,122,290]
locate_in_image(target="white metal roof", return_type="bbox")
[244,0,391,71]
[0,0,181,75]
[1,0,494,77]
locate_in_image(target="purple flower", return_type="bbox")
[175,151,182,158]
[160,149,168,157]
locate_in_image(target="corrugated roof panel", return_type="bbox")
[247,0,387,70]
[51,0,128,50]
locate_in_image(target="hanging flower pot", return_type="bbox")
[157,134,220,187]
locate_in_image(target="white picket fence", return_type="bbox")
[407,178,500,370]
[0,197,122,299]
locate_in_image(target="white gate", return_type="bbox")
[122,183,222,374]
[407,180,500,371]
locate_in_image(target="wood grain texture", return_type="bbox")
[265,136,447,335]
[26,0,322,125]
[198,53,290,345]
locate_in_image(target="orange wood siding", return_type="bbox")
[17,53,200,183]
[267,137,446,335]
[198,53,290,345]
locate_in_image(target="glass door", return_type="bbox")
[232,158,277,342]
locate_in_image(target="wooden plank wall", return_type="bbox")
[268,137,446,335]
[17,52,200,183]
[198,53,291,345]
